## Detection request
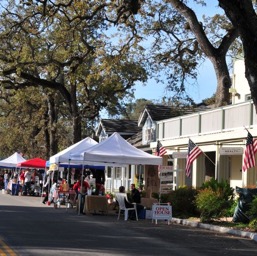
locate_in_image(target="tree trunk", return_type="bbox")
[244,55,257,113]
[218,0,257,112]
[169,0,237,107]
[72,115,82,143]
[70,83,82,143]
[45,92,58,156]
[211,56,231,107]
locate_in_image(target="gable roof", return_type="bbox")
[138,104,177,127]
[95,119,140,139]
[126,130,142,147]
[126,130,152,152]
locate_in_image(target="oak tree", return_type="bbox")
[0,0,146,155]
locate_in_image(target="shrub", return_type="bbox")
[166,186,199,218]
[247,195,257,220]
[249,219,257,232]
[195,178,234,222]
[151,187,198,218]
[225,199,238,217]
[151,192,169,203]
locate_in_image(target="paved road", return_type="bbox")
[0,193,257,256]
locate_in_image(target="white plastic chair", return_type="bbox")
[115,193,138,221]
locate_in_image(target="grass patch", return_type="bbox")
[186,217,256,232]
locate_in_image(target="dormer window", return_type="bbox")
[142,117,156,145]
[100,131,108,142]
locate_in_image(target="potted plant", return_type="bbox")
[106,192,114,203]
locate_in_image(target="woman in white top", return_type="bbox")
[4,170,9,190]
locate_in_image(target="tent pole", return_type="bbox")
[68,159,71,187]
[78,163,85,215]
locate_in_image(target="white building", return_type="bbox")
[153,59,256,191]
[96,59,256,195]
[230,58,251,104]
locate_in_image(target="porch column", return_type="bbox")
[130,165,136,191]
[217,155,230,182]
[192,154,205,188]
[121,166,125,187]
[242,166,257,187]
[175,158,186,187]
[111,167,115,192]
[242,151,257,187]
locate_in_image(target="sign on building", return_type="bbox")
[172,151,187,159]
[219,147,243,155]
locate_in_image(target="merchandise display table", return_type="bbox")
[84,195,108,214]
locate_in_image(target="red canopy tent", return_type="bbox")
[17,158,46,169]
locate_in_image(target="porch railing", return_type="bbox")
[157,101,256,140]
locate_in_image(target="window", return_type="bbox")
[143,117,156,144]
[100,130,108,142]
[115,168,121,179]
[128,165,131,179]
[106,167,112,178]
[167,157,173,167]
[145,128,153,142]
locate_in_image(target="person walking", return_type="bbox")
[42,170,50,204]
[24,169,32,195]
[4,170,9,191]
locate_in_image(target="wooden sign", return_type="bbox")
[160,166,175,194]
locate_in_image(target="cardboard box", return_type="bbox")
[145,210,152,219]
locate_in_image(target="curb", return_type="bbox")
[171,218,257,242]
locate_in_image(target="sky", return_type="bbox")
[101,2,221,118]
[134,59,216,104]
[133,1,221,104]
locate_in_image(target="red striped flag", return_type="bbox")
[242,132,257,171]
[156,140,167,156]
[254,138,257,153]
[185,139,202,177]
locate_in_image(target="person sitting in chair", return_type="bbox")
[130,183,141,204]
[118,185,133,207]
[129,184,144,219]
[118,185,144,220]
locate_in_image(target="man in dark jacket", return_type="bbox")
[129,183,144,219]
[130,183,141,203]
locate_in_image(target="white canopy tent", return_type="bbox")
[0,152,26,168]
[71,132,162,166]
[49,137,98,166]
[70,133,162,215]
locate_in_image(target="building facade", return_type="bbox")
[152,59,256,190]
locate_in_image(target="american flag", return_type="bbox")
[156,140,167,156]
[185,139,202,177]
[242,132,257,171]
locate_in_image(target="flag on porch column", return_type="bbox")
[155,140,167,156]
[185,139,202,177]
[242,131,257,171]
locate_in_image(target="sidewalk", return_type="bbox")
[171,217,257,243]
